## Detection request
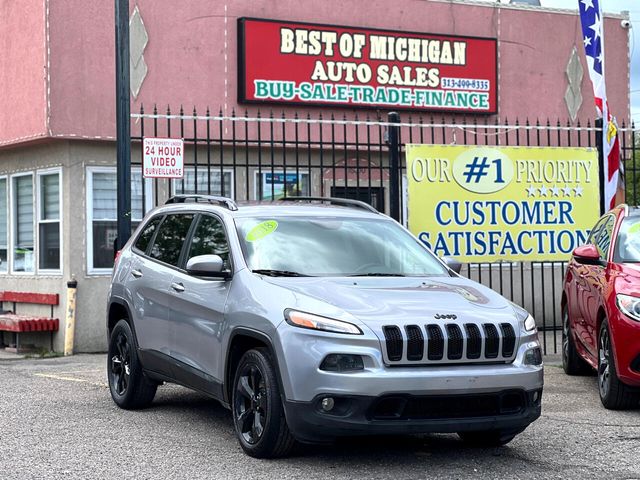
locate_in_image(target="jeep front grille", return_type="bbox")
[381,322,519,365]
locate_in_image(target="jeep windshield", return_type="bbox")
[235,216,449,277]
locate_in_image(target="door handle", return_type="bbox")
[131,269,143,278]
[171,282,185,293]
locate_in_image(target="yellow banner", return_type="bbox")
[406,145,600,262]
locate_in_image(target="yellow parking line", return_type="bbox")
[33,373,108,388]
[49,369,103,375]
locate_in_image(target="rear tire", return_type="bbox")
[108,319,157,409]
[562,306,591,376]
[598,320,640,410]
[457,428,521,447]
[232,348,297,458]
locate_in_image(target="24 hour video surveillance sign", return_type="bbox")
[238,18,498,113]
[407,145,601,262]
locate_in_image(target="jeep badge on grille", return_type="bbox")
[434,314,457,320]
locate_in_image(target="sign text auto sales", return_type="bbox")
[238,18,497,113]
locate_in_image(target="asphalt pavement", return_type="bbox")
[0,353,638,480]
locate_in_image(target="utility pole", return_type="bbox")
[388,112,401,222]
[115,0,131,251]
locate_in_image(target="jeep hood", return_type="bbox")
[263,275,516,325]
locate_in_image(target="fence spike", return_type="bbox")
[193,106,197,117]
[179,105,184,116]
[166,105,171,116]
[206,106,210,117]
[231,108,235,117]
[140,104,144,115]
[219,107,223,117]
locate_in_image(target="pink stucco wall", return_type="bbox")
[1,0,631,146]
[0,0,47,147]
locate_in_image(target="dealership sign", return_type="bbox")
[407,145,600,262]
[143,138,184,179]
[238,18,497,113]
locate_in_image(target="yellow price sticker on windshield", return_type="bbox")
[246,220,278,242]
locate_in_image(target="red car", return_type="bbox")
[562,204,640,409]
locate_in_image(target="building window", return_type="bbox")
[38,171,61,271]
[87,167,150,273]
[255,171,310,200]
[12,174,34,273]
[171,168,234,197]
[0,177,7,273]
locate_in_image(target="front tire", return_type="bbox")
[232,348,296,458]
[562,306,591,376]
[598,320,640,410]
[108,319,157,409]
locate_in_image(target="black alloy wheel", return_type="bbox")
[110,329,131,396]
[231,348,296,458]
[107,319,157,409]
[234,364,267,445]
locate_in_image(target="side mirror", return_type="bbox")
[442,256,462,274]
[186,254,230,278]
[572,244,602,266]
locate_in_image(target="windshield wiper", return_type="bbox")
[348,272,406,277]
[252,269,310,277]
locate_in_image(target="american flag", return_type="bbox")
[578,0,623,211]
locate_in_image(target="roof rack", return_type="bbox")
[278,196,379,214]
[165,194,238,211]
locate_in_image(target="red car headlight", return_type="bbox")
[616,294,640,322]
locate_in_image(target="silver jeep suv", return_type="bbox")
[106,195,543,458]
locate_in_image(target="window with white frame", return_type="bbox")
[38,171,61,271]
[0,177,7,273]
[12,174,34,273]
[172,168,234,197]
[87,168,149,272]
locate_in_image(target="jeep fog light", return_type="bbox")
[320,354,364,372]
[524,347,543,366]
[321,397,335,412]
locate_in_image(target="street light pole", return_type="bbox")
[115,0,131,251]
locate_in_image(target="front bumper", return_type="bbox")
[283,389,542,443]
[274,322,544,401]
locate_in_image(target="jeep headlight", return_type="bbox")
[284,309,363,335]
[616,294,640,322]
[512,303,536,332]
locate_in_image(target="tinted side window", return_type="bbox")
[149,214,194,266]
[187,215,230,269]
[134,216,162,254]
[587,217,606,245]
[595,215,615,259]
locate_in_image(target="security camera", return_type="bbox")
[621,19,631,28]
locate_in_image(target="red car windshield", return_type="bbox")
[614,217,640,263]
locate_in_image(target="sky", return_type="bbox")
[478,0,639,120]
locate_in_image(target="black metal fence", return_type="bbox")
[131,106,638,354]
